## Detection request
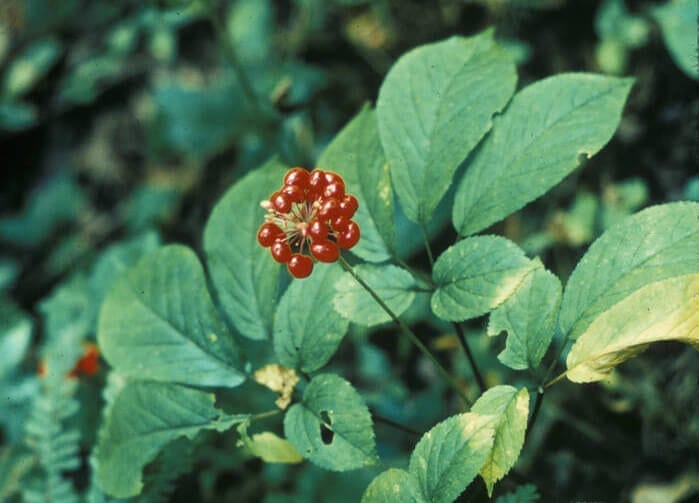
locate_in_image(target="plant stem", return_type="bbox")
[527,387,544,432]
[251,409,282,421]
[419,221,435,268]
[337,255,472,406]
[207,0,264,112]
[371,411,422,437]
[544,369,568,388]
[452,322,486,394]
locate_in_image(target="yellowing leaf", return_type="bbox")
[471,386,529,496]
[566,274,699,383]
[253,364,300,410]
[237,422,302,464]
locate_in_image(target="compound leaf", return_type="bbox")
[204,158,287,340]
[431,236,536,321]
[334,264,416,326]
[453,73,633,236]
[377,30,516,224]
[98,245,245,388]
[274,263,349,373]
[284,374,378,471]
[95,380,247,498]
[471,386,530,496]
[318,105,395,262]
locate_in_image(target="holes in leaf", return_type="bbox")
[319,410,334,445]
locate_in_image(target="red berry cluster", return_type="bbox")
[257,167,360,278]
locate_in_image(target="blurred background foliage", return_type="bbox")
[0,0,697,501]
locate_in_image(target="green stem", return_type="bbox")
[371,411,422,437]
[338,255,472,406]
[544,369,568,389]
[452,322,486,394]
[207,0,264,112]
[419,221,435,268]
[250,409,282,421]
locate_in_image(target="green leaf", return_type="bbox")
[471,386,530,496]
[0,299,32,380]
[284,374,378,471]
[3,38,62,97]
[274,263,349,372]
[488,266,562,370]
[0,101,37,131]
[334,264,416,327]
[59,54,125,105]
[362,469,424,503]
[408,412,495,502]
[559,202,699,342]
[377,30,517,224]
[237,421,302,463]
[318,105,395,261]
[95,380,248,498]
[595,0,649,48]
[0,448,34,501]
[0,174,87,247]
[98,245,245,387]
[565,274,699,383]
[453,73,633,236]
[496,484,541,503]
[431,236,536,322]
[89,231,161,310]
[204,158,287,341]
[651,0,699,79]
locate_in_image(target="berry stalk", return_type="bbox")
[337,255,473,406]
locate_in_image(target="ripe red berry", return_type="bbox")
[308,169,327,198]
[288,254,313,278]
[282,184,304,203]
[271,191,292,213]
[323,181,345,200]
[257,222,283,247]
[284,168,310,189]
[310,240,339,263]
[69,343,100,378]
[338,195,358,218]
[331,215,350,231]
[318,198,340,219]
[271,240,292,263]
[308,219,328,240]
[323,171,344,187]
[337,221,360,249]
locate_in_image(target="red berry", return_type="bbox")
[323,171,344,187]
[271,240,292,263]
[338,195,358,218]
[331,215,350,231]
[282,184,304,203]
[69,343,100,377]
[318,198,340,219]
[257,223,283,247]
[288,254,313,278]
[337,221,360,249]
[271,191,292,213]
[310,240,339,263]
[323,182,345,200]
[308,169,327,198]
[308,219,328,240]
[284,168,310,189]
